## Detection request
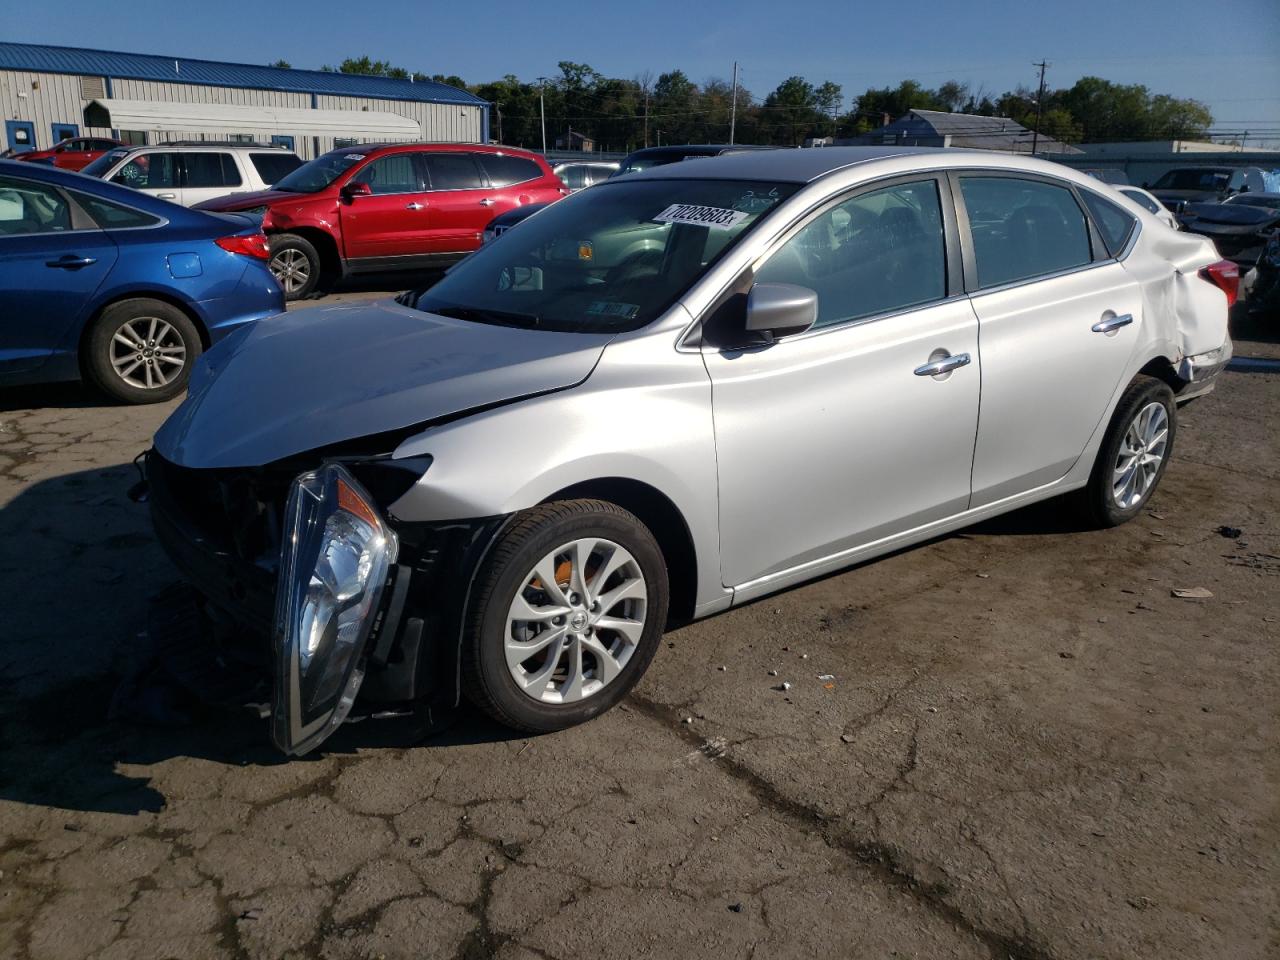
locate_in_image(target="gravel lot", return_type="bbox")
[0,292,1276,960]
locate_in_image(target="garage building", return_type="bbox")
[0,42,489,160]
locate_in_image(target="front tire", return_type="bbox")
[1080,375,1177,527]
[462,500,669,733]
[268,233,322,301]
[85,299,202,404]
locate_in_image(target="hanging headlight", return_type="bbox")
[272,463,397,756]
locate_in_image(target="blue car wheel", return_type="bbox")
[85,298,203,404]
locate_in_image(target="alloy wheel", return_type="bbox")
[1112,400,1169,509]
[270,248,311,294]
[504,538,647,705]
[109,317,187,391]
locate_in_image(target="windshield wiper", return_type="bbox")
[426,304,544,329]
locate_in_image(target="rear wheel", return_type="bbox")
[462,500,669,733]
[85,298,201,404]
[268,233,321,300]
[1080,375,1176,527]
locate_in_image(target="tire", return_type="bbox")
[85,299,202,404]
[268,233,322,301]
[461,499,669,733]
[1079,375,1177,527]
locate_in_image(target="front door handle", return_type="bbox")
[1092,313,1133,334]
[406,202,425,210]
[914,352,971,377]
[46,256,98,269]
[479,198,495,207]
[156,193,176,200]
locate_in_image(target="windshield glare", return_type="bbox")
[414,178,797,333]
[81,150,131,179]
[271,151,366,193]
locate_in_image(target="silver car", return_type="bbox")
[146,147,1234,756]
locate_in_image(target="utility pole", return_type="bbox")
[1031,60,1048,155]
[494,102,502,144]
[644,89,650,147]
[729,61,739,145]
[536,77,549,154]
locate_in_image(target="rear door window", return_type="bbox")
[424,153,485,191]
[350,153,423,194]
[0,176,75,235]
[182,153,242,188]
[480,154,541,186]
[959,176,1092,288]
[249,152,303,185]
[755,178,948,328]
[113,153,179,190]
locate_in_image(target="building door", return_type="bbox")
[271,135,295,151]
[5,121,36,154]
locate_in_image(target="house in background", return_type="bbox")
[846,109,1082,156]
[554,130,595,152]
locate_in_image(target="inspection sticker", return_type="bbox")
[653,203,749,230]
[586,300,640,319]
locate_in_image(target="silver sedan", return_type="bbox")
[147,147,1235,755]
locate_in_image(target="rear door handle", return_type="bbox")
[479,198,495,207]
[1092,313,1133,334]
[46,256,97,269]
[156,193,176,200]
[406,202,425,210]
[914,352,971,377]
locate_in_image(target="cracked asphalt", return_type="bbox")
[0,294,1276,960]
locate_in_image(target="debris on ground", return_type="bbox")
[817,674,835,681]
[1171,587,1214,600]
[1059,651,1075,659]
[767,669,779,677]
[1217,525,1243,538]
[1127,896,1156,911]
[840,733,856,743]
[728,902,743,913]
[774,682,791,692]
[239,908,263,921]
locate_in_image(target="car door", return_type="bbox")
[181,152,244,206]
[702,176,981,589]
[421,152,493,253]
[0,174,118,375]
[338,151,431,261]
[955,173,1146,507]
[110,151,183,205]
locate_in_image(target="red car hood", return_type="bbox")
[192,189,306,212]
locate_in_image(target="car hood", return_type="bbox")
[192,189,302,212]
[154,299,612,469]
[1181,203,1279,228]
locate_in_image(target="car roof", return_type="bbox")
[619,146,961,183]
[332,142,544,158]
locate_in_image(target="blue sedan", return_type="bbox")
[0,160,283,403]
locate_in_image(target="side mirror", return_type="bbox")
[745,283,818,341]
[341,181,372,200]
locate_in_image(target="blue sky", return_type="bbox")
[12,0,1280,144]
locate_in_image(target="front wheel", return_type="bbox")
[1080,375,1177,527]
[461,500,669,733]
[268,233,322,301]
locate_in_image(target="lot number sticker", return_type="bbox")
[654,203,749,230]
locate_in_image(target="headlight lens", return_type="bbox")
[272,463,397,755]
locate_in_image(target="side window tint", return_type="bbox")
[960,177,1091,288]
[250,152,302,185]
[425,154,485,190]
[481,155,541,186]
[1081,191,1137,255]
[182,153,232,188]
[71,191,161,229]
[221,154,243,187]
[114,153,178,190]
[352,154,421,194]
[755,179,947,328]
[0,176,75,235]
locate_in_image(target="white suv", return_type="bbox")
[80,144,303,207]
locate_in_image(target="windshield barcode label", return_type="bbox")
[653,204,750,230]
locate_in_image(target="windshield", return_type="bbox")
[81,149,131,179]
[1152,169,1229,191]
[412,178,797,333]
[271,150,366,193]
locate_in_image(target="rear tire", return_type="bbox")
[268,233,322,301]
[1079,375,1177,527]
[85,298,202,404]
[461,499,669,733]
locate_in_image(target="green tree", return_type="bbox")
[269,59,291,70]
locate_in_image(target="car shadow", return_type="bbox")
[0,380,111,413]
[0,460,520,818]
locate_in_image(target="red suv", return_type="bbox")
[193,143,567,299]
[15,137,125,171]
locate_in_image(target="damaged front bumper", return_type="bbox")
[144,450,504,756]
[1177,338,1233,403]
